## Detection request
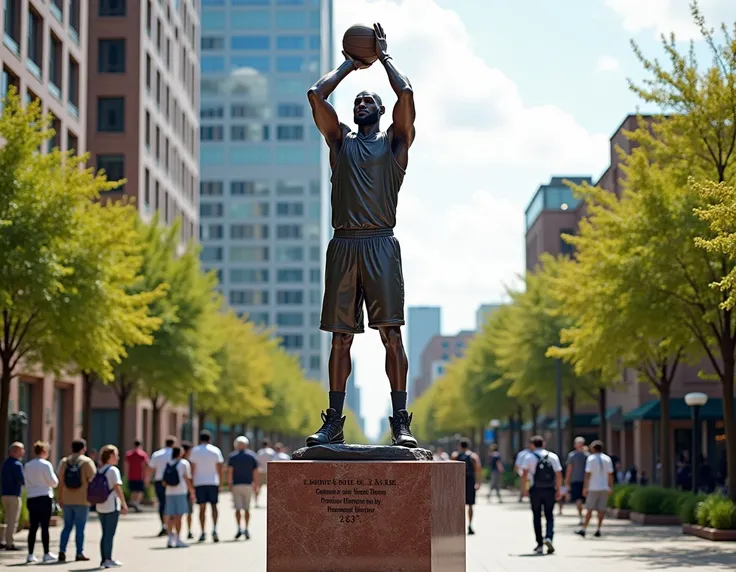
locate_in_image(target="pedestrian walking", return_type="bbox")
[189,431,224,543]
[93,445,128,568]
[1,441,25,551]
[163,446,194,549]
[227,436,259,540]
[565,436,589,525]
[124,440,149,513]
[24,441,59,563]
[520,436,563,555]
[451,438,482,535]
[254,440,275,508]
[487,444,504,503]
[181,441,195,540]
[432,446,449,461]
[149,436,176,537]
[274,443,290,461]
[514,446,530,502]
[56,438,96,562]
[576,440,614,538]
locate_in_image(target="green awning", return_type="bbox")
[498,420,522,431]
[548,413,598,430]
[592,406,623,426]
[623,398,733,422]
[521,415,553,431]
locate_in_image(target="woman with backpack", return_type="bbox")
[91,445,128,568]
[23,441,59,563]
[163,446,194,548]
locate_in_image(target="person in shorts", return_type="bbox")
[566,437,589,524]
[227,437,259,540]
[576,440,614,538]
[487,444,503,503]
[163,447,194,549]
[181,442,194,540]
[189,431,224,543]
[148,436,176,537]
[124,440,149,513]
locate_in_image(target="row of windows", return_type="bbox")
[201,103,303,119]
[229,290,307,305]
[200,201,320,218]
[202,245,321,263]
[141,167,195,241]
[201,34,320,51]
[202,8,321,31]
[200,222,319,240]
[201,145,321,166]
[144,110,197,204]
[201,124,304,141]
[203,0,320,6]
[215,267,321,284]
[201,76,310,98]
[201,54,318,74]
[201,180,319,197]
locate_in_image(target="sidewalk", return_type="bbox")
[0,488,732,570]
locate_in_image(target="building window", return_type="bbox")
[49,34,62,95]
[276,246,303,262]
[277,224,302,239]
[200,181,224,196]
[66,130,78,155]
[97,97,125,132]
[281,335,304,349]
[231,181,269,196]
[560,228,575,256]
[231,56,269,73]
[277,269,303,283]
[202,56,225,73]
[230,246,269,262]
[275,11,307,29]
[230,268,269,284]
[202,247,224,262]
[200,203,224,217]
[231,9,269,30]
[99,0,126,16]
[146,0,152,35]
[201,36,225,50]
[277,312,303,326]
[276,56,305,72]
[230,224,269,239]
[99,39,126,73]
[69,0,80,38]
[277,104,304,118]
[201,224,223,240]
[200,125,224,141]
[97,155,125,191]
[3,0,21,52]
[144,167,150,207]
[277,125,304,141]
[230,290,269,305]
[231,104,265,119]
[201,105,224,118]
[276,35,305,50]
[231,35,270,50]
[27,7,42,77]
[276,202,304,216]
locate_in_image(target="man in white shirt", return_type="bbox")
[520,436,563,555]
[254,441,275,508]
[514,447,530,502]
[148,436,176,537]
[189,431,224,543]
[576,440,614,538]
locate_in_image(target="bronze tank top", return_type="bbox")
[330,131,406,230]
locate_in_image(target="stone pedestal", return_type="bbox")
[267,452,465,572]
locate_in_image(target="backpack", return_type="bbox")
[163,461,181,487]
[533,453,556,489]
[64,458,83,489]
[87,467,112,505]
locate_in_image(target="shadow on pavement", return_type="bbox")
[589,546,736,570]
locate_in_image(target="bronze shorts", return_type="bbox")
[320,228,405,334]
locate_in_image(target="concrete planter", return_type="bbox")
[606,508,630,520]
[682,523,736,541]
[630,512,681,526]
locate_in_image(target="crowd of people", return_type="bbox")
[0,432,291,568]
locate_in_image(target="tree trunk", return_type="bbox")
[215,416,223,450]
[515,407,524,453]
[660,384,673,488]
[116,375,132,473]
[82,372,95,441]
[0,360,12,460]
[598,388,608,443]
[197,412,206,434]
[151,394,166,452]
[722,355,736,503]
[507,415,514,458]
[530,404,540,435]
[567,392,576,451]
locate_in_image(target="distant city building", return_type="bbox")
[475,303,502,330]
[413,331,475,399]
[407,306,441,400]
[346,360,364,430]
[198,0,333,381]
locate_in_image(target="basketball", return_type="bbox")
[343,24,378,65]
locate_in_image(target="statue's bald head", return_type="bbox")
[353,91,385,126]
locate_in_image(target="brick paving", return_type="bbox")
[0,488,733,571]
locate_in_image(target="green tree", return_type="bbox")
[0,92,157,453]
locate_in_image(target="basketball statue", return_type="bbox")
[306,23,417,448]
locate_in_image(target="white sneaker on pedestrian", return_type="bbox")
[42,553,57,563]
[103,559,123,568]
[175,539,189,548]
[26,554,38,563]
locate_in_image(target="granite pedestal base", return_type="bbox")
[267,457,465,572]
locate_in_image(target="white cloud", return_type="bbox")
[597,55,621,72]
[605,0,734,39]
[331,0,609,438]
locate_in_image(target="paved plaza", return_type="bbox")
[0,489,733,571]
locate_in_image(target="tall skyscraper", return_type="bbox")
[406,306,441,400]
[345,360,363,429]
[198,0,332,381]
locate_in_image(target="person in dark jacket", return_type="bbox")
[1,442,26,550]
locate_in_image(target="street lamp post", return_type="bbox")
[685,392,708,494]
[555,358,563,456]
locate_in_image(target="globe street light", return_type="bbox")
[685,392,708,493]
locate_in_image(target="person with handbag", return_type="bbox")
[90,445,128,568]
[23,441,59,563]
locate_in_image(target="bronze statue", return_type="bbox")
[306,23,417,448]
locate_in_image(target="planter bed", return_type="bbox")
[606,508,630,520]
[630,512,681,526]
[682,523,736,541]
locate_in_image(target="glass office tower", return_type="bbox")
[199,0,332,381]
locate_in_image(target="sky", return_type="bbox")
[328,0,733,440]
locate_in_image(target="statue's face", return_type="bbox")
[353,92,384,126]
